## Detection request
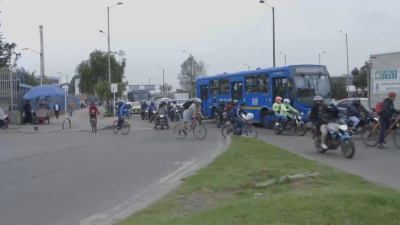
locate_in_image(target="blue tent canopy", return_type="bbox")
[23,84,66,99]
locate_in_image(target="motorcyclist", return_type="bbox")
[310,96,339,150]
[141,101,148,117]
[230,102,248,135]
[88,102,100,126]
[171,100,178,108]
[217,99,225,127]
[280,99,298,127]
[346,98,367,134]
[158,101,169,117]
[272,96,287,123]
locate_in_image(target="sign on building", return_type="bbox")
[142,84,156,90]
[373,69,400,94]
[75,79,80,95]
[129,85,141,91]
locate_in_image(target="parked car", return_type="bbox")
[336,98,377,117]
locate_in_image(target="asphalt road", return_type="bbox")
[0,116,226,225]
[2,117,400,225]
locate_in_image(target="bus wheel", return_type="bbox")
[260,112,272,129]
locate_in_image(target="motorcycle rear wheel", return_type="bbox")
[297,123,307,136]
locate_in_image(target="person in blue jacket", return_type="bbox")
[346,98,367,134]
[118,102,131,128]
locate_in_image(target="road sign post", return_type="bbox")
[62,85,69,119]
[111,83,118,117]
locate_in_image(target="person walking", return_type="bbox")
[54,101,61,119]
[68,100,74,117]
[23,100,32,124]
[378,92,397,149]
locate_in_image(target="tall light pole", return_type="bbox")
[105,2,123,85]
[340,30,350,98]
[158,67,165,96]
[145,76,150,85]
[279,52,286,66]
[244,63,250,71]
[183,50,194,91]
[259,0,275,67]
[39,25,45,84]
[22,48,43,85]
[58,72,69,119]
[319,51,326,65]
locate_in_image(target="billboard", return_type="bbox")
[142,84,155,90]
[129,85,141,91]
[75,79,80,95]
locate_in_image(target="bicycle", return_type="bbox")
[113,118,130,135]
[221,119,257,139]
[361,115,400,148]
[173,118,207,139]
[90,115,97,133]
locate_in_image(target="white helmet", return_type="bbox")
[314,95,323,101]
[192,98,202,104]
[245,113,254,121]
[283,99,291,105]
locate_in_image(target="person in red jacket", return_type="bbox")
[88,102,100,125]
[224,98,233,114]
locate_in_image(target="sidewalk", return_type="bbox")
[2,107,116,133]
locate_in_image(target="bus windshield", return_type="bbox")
[294,74,331,106]
[133,92,149,102]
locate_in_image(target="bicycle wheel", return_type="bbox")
[193,123,207,139]
[121,121,130,135]
[113,120,119,134]
[245,125,258,139]
[173,123,187,139]
[393,127,400,148]
[361,124,379,147]
[221,124,234,139]
[93,121,97,133]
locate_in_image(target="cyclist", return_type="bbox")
[217,99,225,127]
[180,98,203,134]
[89,102,100,126]
[230,102,248,135]
[117,102,130,128]
[378,92,397,149]
[273,96,287,123]
[224,98,233,114]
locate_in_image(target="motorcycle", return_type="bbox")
[273,111,307,136]
[340,114,378,136]
[173,107,180,122]
[155,113,169,130]
[213,109,229,127]
[141,108,148,120]
[149,110,157,123]
[0,113,9,129]
[313,120,355,159]
[167,107,179,122]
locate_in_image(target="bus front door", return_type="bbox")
[200,85,209,116]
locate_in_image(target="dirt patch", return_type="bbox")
[179,188,233,212]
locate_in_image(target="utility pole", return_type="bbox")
[341,31,350,98]
[39,25,45,85]
[107,7,111,85]
[259,1,276,67]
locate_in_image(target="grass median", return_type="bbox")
[119,137,400,225]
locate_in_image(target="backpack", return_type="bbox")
[183,101,193,110]
[375,101,383,115]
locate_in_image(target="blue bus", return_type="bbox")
[196,64,331,127]
[128,90,150,103]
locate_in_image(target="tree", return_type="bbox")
[77,49,126,95]
[351,67,360,76]
[94,79,111,101]
[352,61,368,91]
[177,56,207,94]
[160,83,173,96]
[0,22,21,69]
[68,74,81,95]
[19,70,52,86]
[330,77,347,100]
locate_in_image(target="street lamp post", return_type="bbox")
[244,63,250,71]
[22,48,43,85]
[340,30,350,98]
[319,51,326,65]
[259,0,276,67]
[279,52,286,66]
[158,67,165,96]
[58,72,69,119]
[145,76,150,85]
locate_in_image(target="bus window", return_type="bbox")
[231,82,243,100]
[245,76,256,93]
[220,78,230,94]
[210,80,220,95]
[257,74,269,94]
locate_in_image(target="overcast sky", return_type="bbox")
[1,0,399,90]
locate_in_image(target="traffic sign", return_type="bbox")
[111,83,118,93]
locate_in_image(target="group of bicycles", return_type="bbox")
[361,115,400,148]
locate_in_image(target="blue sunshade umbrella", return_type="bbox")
[23,84,66,99]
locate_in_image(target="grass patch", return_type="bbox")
[119,137,400,225]
[103,111,114,117]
